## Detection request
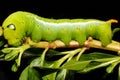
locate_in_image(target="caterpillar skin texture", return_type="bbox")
[2,11,114,47]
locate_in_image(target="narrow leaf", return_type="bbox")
[28,67,42,80]
[79,52,117,61]
[11,63,18,72]
[2,48,13,54]
[106,61,120,73]
[56,69,74,80]
[19,66,42,80]
[0,41,4,47]
[61,60,90,70]
[19,66,29,80]
[56,69,67,80]
[30,57,42,67]
[81,59,118,73]
[5,50,18,61]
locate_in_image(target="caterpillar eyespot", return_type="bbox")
[7,24,16,30]
[2,11,118,47]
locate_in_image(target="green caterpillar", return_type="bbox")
[2,11,117,47]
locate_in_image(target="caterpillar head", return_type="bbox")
[2,11,26,46]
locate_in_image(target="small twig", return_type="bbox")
[40,48,49,66]
[76,47,87,61]
[88,40,120,54]
[26,37,120,54]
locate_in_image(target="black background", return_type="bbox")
[0,0,120,80]
[0,0,120,23]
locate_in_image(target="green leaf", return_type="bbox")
[26,48,60,56]
[30,57,43,67]
[106,61,120,73]
[56,69,67,80]
[80,59,119,73]
[28,66,42,80]
[77,52,120,73]
[0,51,4,58]
[19,66,42,80]
[2,48,13,53]
[60,52,115,71]
[0,41,4,47]
[61,60,90,70]
[56,69,74,80]
[47,49,61,55]
[4,50,19,61]
[79,52,117,61]
[19,66,29,80]
[30,56,57,69]
[59,52,119,73]
[11,63,18,72]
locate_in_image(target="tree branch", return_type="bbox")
[26,37,120,54]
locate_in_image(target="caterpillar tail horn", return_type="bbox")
[108,19,118,23]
